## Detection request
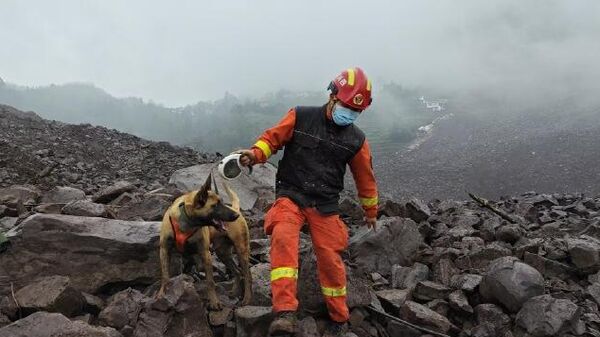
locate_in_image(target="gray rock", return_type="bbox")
[13,275,85,318]
[134,275,211,337]
[0,214,176,297]
[339,198,364,222]
[0,217,17,231]
[432,258,460,287]
[475,304,510,330]
[399,300,453,334]
[99,288,145,330]
[93,181,137,204]
[82,292,105,315]
[566,235,600,270]
[378,199,406,218]
[450,274,483,292]
[587,283,600,306]
[234,306,272,337]
[448,290,473,313]
[0,313,9,328]
[479,256,545,312]
[298,316,319,337]
[0,311,122,337]
[349,217,423,276]
[495,225,525,244]
[0,185,41,209]
[515,295,582,336]
[115,195,171,221]
[169,163,276,211]
[405,198,431,223]
[375,289,410,314]
[386,320,421,337]
[41,186,86,204]
[426,299,450,317]
[523,252,574,279]
[455,242,513,270]
[62,200,107,217]
[249,263,271,306]
[391,263,429,289]
[413,281,451,302]
[33,203,64,214]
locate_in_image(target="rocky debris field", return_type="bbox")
[0,104,220,194]
[376,100,600,201]
[2,104,600,336]
[2,172,600,336]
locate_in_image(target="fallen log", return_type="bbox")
[468,192,519,224]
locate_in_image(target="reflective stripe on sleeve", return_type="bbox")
[254,140,272,159]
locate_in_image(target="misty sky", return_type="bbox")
[2,0,599,106]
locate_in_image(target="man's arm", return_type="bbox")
[239,108,296,166]
[349,139,378,223]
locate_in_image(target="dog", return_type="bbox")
[157,173,253,309]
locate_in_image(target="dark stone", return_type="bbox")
[399,301,452,334]
[413,281,451,302]
[479,257,545,313]
[99,288,145,331]
[0,312,121,337]
[349,217,422,276]
[13,275,86,318]
[234,306,272,337]
[405,198,431,223]
[93,181,136,204]
[515,295,582,336]
[391,263,429,289]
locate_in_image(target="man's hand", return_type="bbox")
[235,149,256,167]
[365,217,377,231]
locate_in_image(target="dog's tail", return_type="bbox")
[223,181,240,212]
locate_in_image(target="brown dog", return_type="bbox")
[157,173,252,309]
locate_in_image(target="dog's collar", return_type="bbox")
[178,202,212,231]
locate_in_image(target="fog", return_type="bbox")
[2,0,599,106]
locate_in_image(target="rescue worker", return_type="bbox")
[237,67,378,336]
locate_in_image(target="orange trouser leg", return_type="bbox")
[305,208,350,322]
[264,197,306,313]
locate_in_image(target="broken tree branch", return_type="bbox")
[468,192,518,224]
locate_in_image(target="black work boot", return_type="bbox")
[268,311,297,336]
[322,321,347,337]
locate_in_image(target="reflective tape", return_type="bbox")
[347,68,355,86]
[270,267,298,282]
[321,286,347,297]
[254,140,272,159]
[360,196,378,207]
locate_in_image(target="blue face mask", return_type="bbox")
[332,104,360,126]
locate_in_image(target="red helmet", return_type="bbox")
[328,67,373,111]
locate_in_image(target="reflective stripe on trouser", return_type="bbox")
[265,197,350,322]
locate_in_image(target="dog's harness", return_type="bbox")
[169,202,206,253]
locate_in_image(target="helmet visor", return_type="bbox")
[222,158,242,179]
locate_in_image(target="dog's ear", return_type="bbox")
[194,173,212,206]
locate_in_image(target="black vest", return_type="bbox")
[276,105,365,214]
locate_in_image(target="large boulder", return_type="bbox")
[0,311,122,337]
[168,163,276,210]
[515,295,583,336]
[0,214,177,297]
[479,257,545,313]
[349,217,422,276]
[0,185,41,209]
[12,275,86,318]
[41,186,86,204]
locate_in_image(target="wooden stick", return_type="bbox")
[468,192,519,224]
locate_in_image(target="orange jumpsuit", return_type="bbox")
[250,108,378,322]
